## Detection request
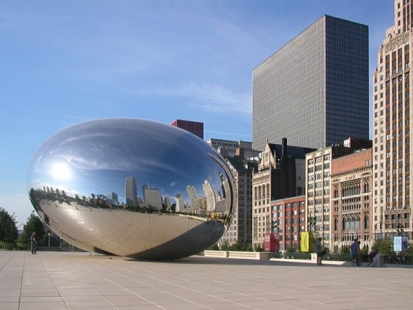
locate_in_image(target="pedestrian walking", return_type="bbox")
[356,240,362,266]
[30,231,37,254]
[350,239,359,266]
[316,237,323,265]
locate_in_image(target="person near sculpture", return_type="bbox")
[368,251,381,267]
[30,231,37,254]
[316,237,323,265]
[356,240,362,266]
[350,238,360,266]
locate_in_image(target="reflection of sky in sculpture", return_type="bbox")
[27,118,234,259]
[28,118,231,208]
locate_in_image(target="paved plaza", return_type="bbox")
[0,251,412,310]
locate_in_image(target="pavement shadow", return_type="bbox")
[124,255,348,267]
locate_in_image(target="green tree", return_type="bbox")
[209,243,219,250]
[228,242,250,251]
[407,242,413,255]
[0,207,18,249]
[21,213,45,247]
[360,245,369,255]
[220,240,230,251]
[340,245,350,254]
[309,232,316,253]
[372,238,394,255]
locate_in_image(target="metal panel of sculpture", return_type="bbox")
[27,118,234,260]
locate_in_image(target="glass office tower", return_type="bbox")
[253,15,369,150]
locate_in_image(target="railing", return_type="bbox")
[270,252,282,259]
[284,253,311,260]
[203,250,228,258]
[322,254,352,262]
[203,250,269,260]
[272,252,413,266]
[382,255,413,265]
[269,252,311,260]
[228,251,270,260]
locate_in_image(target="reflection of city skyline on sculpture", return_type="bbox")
[29,170,232,218]
[27,118,235,260]
[119,175,231,215]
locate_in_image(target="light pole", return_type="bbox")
[396,224,404,237]
[307,216,316,232]
[47,232,50,248]
[271,220,278,234]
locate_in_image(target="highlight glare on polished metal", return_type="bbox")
[27,118,235,260]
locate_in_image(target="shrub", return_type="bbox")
[372,238,394,255]
[209,243,219,250]
[340,245,350,254]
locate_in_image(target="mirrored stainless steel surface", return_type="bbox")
[27,118,234,260]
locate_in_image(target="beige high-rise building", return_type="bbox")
[305,138,372,250]
[219,157,257,246]
[305,147,346,248]
[208,139,259,247]
[372,0,413,241]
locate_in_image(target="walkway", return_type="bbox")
[0,251,412,309]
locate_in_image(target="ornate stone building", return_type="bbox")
[305,138,372,250]
[372,0,413,241]
[252,138,314,248]
[331,148,373,252]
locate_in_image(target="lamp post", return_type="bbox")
[47,232,50,248]
[308,216,317,242]
[307,216,316,232]
[271,220,278,234]
[396,224,404,237]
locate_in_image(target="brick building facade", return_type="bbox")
[331,148,373,252]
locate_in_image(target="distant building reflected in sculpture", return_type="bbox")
[27,118,235,260]
[125,176,137,207]
[174,193,184,212]
[143,184,162,210]
[203,180,216,212]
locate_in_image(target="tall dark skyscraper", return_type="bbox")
[253,15,369,150]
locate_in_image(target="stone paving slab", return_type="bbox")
[0,251,413,309]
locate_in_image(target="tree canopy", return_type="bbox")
[372,238,394,255]
[0,207,18,249]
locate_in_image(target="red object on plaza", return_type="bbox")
[264,233,279,252]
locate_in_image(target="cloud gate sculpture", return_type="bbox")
[27,118,235,260]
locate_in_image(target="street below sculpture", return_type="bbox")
[27,118,234,260]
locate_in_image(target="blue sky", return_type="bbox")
[0,0,394,227]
